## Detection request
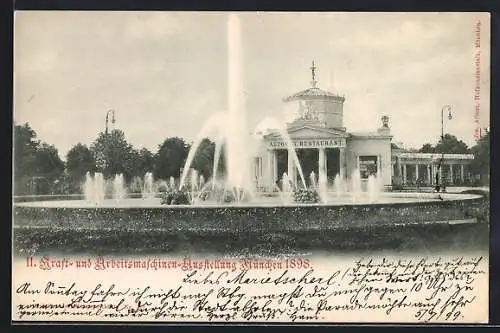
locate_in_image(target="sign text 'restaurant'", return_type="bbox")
[269,139,346,149]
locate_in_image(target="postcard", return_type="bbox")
[12,11,491,323]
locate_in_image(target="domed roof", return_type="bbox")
[284,87,345,102]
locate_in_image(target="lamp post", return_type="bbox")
[105,109,116,135]
[437,105,452,192]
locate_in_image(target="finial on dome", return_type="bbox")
[310,60,317,88]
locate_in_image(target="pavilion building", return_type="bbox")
[251,62,474,190]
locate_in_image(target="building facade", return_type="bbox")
[251,63,474,190]
[392,151,474,186]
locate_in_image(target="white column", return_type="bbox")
[432,164,437,185]
[460,164,464,183]
[318,148,326,182]
[378,154,382,177]
[273,150,278,184]
[339,148,345,180]
[287,150,296,187]
[449,164,454,184]
[415,163,419,181]
[402,164,407,184]
[427,164,431,184]
[255,156,262,187]
[267,150,274,189]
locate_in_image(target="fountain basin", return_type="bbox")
[12,191,488,256]
[13,192,486,232]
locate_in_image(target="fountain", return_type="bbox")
[94,173,105,203]
[350,169,362,203]
[56,13,464,212]
[178,14,306,204]
[189,169,199,204]
[279,172,293,204]
[82,172,106,205]
[112,174,126,201]
[367,174,379,203]
[333,174,344,198]
[199,175,205,189]
[317,172,328,204]
[83,172,95,204]
[142,172,155,198]
[178,13,254,201]
[309,171,317,189]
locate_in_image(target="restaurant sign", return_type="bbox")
[269,139,346,149]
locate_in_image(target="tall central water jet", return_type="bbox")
[179,13,255,201]
[178,13,308,202]
[225,13,252,192]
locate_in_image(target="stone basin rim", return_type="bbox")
[12,192,483,210]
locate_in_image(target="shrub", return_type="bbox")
[293,188,321,204]
[223,190,237,203]
[197,186,249,204]
[160,189,190,205]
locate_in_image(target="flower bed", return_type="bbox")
[293,188,321,204]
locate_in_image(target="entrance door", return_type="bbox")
[296,149,319,187]
[326,148,340,183]
[276,149,288,186]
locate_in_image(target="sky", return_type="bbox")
[13,11,490,160]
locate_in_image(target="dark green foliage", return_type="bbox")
[222,190,237,203]
[14,123,65,195]
[160,189,190,205]
[90,129,136,180]
[154,137,190,180]
[418,134,470,154]
[66,143,96,193]
[293,188,321,204]
[195,186,248,204]
[469,129,490,186]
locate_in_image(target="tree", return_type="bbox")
[216,143,227,178]
[66,143,96,192]
[418,143,435,153]
[13,123,40,183]
[190,138,216,180]
[154,137,190,180]
[33,143,65,180]
[470,128,489,185]
[90,129,136,180]
[434,134,470,154]
[135,148,155,177]
[13,123,65,195]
